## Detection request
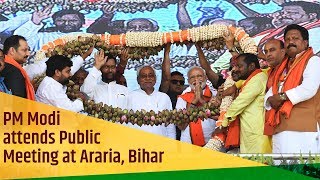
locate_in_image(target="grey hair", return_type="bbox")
[187,66,206,78]
[136,65,157,78]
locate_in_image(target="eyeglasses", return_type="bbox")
[171,80,185,85]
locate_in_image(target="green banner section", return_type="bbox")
[277,163,320,179]
[35,166,312,180]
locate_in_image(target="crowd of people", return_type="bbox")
[0,22,319,154]
[2,1,319,72]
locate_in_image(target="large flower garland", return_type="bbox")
[31,75,220,126]
[83,100,220,127]
[32,24,257,127]
[35,24,257,61]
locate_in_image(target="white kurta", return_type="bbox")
[264,55,320,153]
[80,66,129,109]
[36,76,83,112]
[126,89,176,139]
[176,88,216,145]
[24,56,84,80]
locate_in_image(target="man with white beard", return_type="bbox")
[176,66,216,146]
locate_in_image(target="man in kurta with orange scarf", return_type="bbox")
[265,24,320,153]
[176,66,216,146]
[263,39,286,91]
[1,35,35,100]
[221,53,271,153]
[263,39,286,135]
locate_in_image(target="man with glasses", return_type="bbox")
[159,44,186,140]
[176,66,216,146]
[81,50,129,110]
[127,65,176,139]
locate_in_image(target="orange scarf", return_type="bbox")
[266,67,277,91]
[218,111,240,149]
[179,85,212,146]
[4,56,35,100]
[266,48,314,128]
[264,68,277,135]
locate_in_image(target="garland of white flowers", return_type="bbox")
[34,33,99,61]
[125,31,163,47]
[219,72,235,112]
[34,24,257,61]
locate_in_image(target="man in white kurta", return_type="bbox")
[127,66,176,139]
[176,67,216,145]
[80,51,129,110]
[36,55,83,112]
[264,24,320,154]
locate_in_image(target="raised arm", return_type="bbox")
[25,47,93,80]
[159,44,171,93]
[116,48,129,75]
[195,43,220,88]
[80,50,107,98]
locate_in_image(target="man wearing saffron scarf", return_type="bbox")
[221,53,271,153]
[1,35,35,100]
[263,39,286,91]
[177,66,216,146]
[265,24,320,153]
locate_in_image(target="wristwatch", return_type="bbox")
[279,93,288,101]
[228,46,238,53]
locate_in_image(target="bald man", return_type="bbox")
[263,39,286,90]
